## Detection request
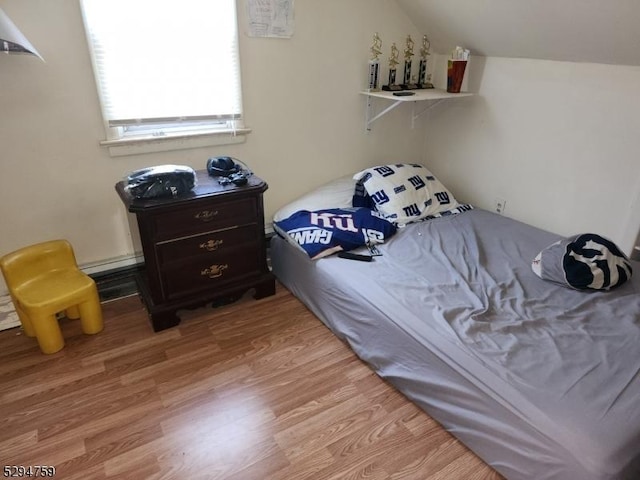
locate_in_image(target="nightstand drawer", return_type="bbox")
[161,244,261,299]
[153,197,257,240]
[156,225,257,264]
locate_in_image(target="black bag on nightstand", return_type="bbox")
[124,164,196,199]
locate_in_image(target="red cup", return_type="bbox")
[447,60,467,93]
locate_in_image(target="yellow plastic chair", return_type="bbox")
[0,240,103,354]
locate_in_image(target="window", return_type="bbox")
[80,0,247,151]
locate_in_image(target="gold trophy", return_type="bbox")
[382,42,402,91]
[400,35,417,89]
[417,34,434,89]
[368,33,382,91]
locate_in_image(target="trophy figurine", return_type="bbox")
[382,42,402,91]
[400,35,417,89]
[368,33,382,91]
[417,34,434,89]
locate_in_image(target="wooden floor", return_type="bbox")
[0,283,503,480]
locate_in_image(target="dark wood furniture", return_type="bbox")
[115,170,275,331]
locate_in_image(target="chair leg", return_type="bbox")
[65,305,81,319]
[78,289,103,335]
[15,303,36,337]
[30,312,64,354]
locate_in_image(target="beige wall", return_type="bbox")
[424,54,640,254]
[0,0,426,292]
[3,0,639,299]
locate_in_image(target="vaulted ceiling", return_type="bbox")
[395,0,640,66]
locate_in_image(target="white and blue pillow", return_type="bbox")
[274,207,396,260]
[273,175,355,223]
[353,164,466,226]
[532,233,632,291]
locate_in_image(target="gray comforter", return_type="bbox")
[271,208,640,479]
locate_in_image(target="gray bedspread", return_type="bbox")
[270,208,640,480]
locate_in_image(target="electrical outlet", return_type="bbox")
[494,198,507,215]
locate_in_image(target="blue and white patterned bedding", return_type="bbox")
[273,207,396,259]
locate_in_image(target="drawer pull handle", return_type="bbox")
[199,239,224,251]
[201,264,229,278]
[194,210,218,221]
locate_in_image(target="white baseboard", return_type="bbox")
[80,253,144,276]
[265,222,274,236]
[0,295,20,331]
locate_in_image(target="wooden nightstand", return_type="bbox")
[115,170,275,331]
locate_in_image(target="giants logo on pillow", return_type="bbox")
[274,208,396,260]
[352,163,463,226]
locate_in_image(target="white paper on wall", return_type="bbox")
[246,0,294,38]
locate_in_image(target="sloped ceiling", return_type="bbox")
[395,0,640,66]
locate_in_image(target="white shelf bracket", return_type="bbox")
[365,97,403,132]
[411,99,445,128]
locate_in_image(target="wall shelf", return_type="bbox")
[361,89,473,131]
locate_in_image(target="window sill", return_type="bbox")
[100,128,251,157]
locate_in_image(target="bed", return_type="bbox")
[270,165,640,480]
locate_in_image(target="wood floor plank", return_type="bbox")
[0,282,503,479]
[103,450,161,478]
[274,394,389,460]
[80,328,181,366]
[0,361,106,404]
[265,447,335,480]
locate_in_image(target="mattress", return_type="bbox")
[270,208,640,480]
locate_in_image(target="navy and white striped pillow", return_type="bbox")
[532,233,632,291]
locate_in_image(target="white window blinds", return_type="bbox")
[80,0,243,134]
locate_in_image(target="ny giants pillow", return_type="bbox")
[353,164,462,226]
[274,207,396,260]
[532,233,632,291]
